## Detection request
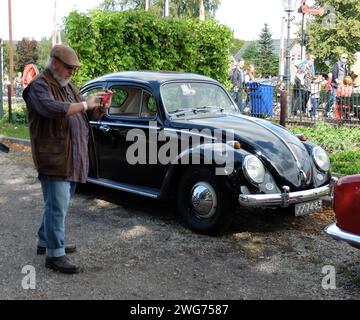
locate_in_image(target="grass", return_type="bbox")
[0,122,29,139]
[288,122,360,175]
[0,103,29,139]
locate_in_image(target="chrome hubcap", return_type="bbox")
[190,182,218,219]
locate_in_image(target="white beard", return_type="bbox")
[53,73,70,87]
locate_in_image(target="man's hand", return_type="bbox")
[98,90,113,113]
[86,95,102,111]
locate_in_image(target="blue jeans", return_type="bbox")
[37,177,77,257]
[231,89,244,112]
[311,97,320,116]
[325,88,336,114]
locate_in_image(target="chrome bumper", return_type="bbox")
[238,178,337,208]
[325,223,360,247]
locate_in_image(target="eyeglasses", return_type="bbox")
[341,57,348,59]
[55,57,78,72]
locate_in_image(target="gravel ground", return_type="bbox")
[0,142,359,300]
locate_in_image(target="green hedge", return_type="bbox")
[64,9,233,86]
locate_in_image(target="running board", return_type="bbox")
[87,177,160,199]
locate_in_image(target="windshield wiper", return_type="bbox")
[169,106,225,118]
[196,106,225,113]
[169,109,197,118]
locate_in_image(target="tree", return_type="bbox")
[256,23,278,77]
[241,42,259,67]
[36,37,52,71]
[101,0,220,18]
[16,38,38,73]
[229,38,245,57]
[307,0,360,72]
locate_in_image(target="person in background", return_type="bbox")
[14,72,23,97]
[245,65,255,83]
[324,73,333,117]
[310,75,323,118]
[351,52,360,117]
[332,53,350,88]
[230,59,245,112]
[298,54,315,114]
[351,52,360,91]
[328,53,350,119]
[335,76,353,120]
[243,65,255,113]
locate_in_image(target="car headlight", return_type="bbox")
[312,147,330,172]
[243,155,265,184]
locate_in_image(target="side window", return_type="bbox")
[140,92,157,118]
[109,87,142,116]
[82,87,103,99]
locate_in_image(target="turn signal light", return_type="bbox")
[296,134,307,142]
[227,141,242,150]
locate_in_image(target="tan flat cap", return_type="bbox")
[50,45,81,67]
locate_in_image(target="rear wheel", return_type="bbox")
[177,167,235,236]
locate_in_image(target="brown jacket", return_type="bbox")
[23,69,98,178]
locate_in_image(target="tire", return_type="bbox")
[177,166,235,236]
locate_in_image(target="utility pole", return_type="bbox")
[8,0,14,97]
[0,38,3,118]
[164,0,169,17]
[279,17,286,82]
[145,0,150,11]
[199,0,205,21]
[52,0,57,47]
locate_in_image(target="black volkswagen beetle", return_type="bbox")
[81,71,335,235]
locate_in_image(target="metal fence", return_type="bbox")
[239,81,360,126]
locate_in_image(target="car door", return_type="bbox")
[92,83,166,189]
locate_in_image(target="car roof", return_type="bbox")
[83,71,218,87]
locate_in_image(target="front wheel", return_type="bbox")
[177,167,235,236]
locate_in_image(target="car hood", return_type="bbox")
[171,113,314,189]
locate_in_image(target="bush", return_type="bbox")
[0,103,28,125]
[64,10,233,86]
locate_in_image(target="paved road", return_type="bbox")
[0,143,359,300]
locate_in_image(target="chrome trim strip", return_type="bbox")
[87,178,160,199]
[89,121,160,130]
[325,223,360,247]
[239,184,331,207]
[232,114,302,169]
[165,128,217,140]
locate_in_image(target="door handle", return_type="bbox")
[99,125,111,133]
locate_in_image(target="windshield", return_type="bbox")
[161,82,238,117]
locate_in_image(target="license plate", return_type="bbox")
[295,200,322,217]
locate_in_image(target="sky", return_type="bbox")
[0,0,307,42]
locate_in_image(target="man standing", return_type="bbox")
[23,45,111,274]
[351,52,360,116]
[351,52,360,91]
[230,59,245,112]
[326,53,350,117]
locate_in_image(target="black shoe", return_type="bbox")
[45,256,80,274]
[37,244,77,255]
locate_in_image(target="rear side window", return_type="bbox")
[109,86,157,118]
